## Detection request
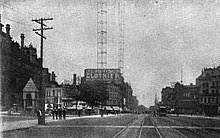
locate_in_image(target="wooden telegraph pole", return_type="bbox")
[32,18,53,125]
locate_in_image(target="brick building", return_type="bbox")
[174,82,199,114]
[106,82,122,106]
[0,23,50,111]
[161,86,175,110]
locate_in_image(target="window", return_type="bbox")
[212,97,215,103]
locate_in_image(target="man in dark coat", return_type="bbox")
[62,107,67,120]
[51,108,55,119]
[58,107,62,120]
[37,109,42,125]
[55,107,58,119]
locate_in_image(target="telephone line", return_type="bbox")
[0,0,29,13]
[2,16,31,26]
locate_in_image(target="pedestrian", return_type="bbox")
[52,108,55,119]
[55,107,58,119]
[37,109,42,125]
[78,110,81,117]
[58,107,62,120]
[62,107,67,120]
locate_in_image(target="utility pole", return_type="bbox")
[32,18,53,125]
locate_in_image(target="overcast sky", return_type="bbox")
[1,0,220,107]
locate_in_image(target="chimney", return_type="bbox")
[6,24,11,37]
[51,71,56,82]
[73,74,76,85]
[20,33,25,47]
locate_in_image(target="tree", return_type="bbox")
[78,80,108,109]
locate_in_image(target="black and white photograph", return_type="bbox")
[1,0,220,137]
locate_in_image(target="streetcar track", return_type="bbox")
[137,116,144,138]
[162,117,216,138]
[112,115,138,138]
[158,117,189,138]
[150,117,163,138]
[112,115,145,138]
[169,116,220,137]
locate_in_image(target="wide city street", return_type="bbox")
[2,114,220,138]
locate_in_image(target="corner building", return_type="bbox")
[196,67,220,116]
[0,23,50,111]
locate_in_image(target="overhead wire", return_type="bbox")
[0,0,31,15]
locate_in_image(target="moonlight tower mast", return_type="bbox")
[118,0,125,75]
[97,0,107,69]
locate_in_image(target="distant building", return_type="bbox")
[174,82,199,114]
[45,73,80,108]
[138,105,147,114]
[0,23,50,111]
[123,82,133,110]
[82,68,137,111]
[106,82,122,106]
[84,69,123,83]
[130,95,138,112]
[161,86,175,110]
[83,68,123,108]
[196,67,220,116]
[45,85,63,107]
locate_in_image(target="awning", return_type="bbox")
[105,106,113,111]
[112,106,120,111]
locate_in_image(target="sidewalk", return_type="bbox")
[170,114,220,120]
[0,114,116,132]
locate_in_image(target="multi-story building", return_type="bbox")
[130,95,138,113]
[196,67,220,116]
[83,69,123,108]
[0,23,50,111]
[123,82,133,111]
[106,82,122,106]
[174,82,199,114]
[161,86,175,110]
[83,68,137,111]
[45,85,63,107]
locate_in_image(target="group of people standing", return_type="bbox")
[51,106,67,120]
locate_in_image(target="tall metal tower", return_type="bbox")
[97,0,107,69]
[118,0,125,75]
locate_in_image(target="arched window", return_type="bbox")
[26,94,32,107]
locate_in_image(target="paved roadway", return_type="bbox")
[1,114,220,138]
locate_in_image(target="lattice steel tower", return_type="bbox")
[118,0,125,75]
[97,0,107,69]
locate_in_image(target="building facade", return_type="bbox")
[174,82,199,114]
[106,82,122,106]
[196,67,220,116]
[161,86,175,110]
[84,68,123,108]
[123,82,133,111]
[0,23,50,111]
[130,95,138,113]
[45,85,63,106]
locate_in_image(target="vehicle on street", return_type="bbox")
[157,106,167,117]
